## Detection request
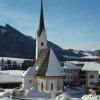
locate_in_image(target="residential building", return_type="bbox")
[82,62,100,88]
[63,61,81,85]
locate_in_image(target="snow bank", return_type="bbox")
[55,93,81,100]
[0,89,13,98]
[82,94,100,100]
[0,74,21,83]
[25,87,51,98]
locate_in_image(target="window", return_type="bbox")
[71,76,72,79]
[29,80,32,83]
[51,83,53,90]
[75,70,77,72]
[90,75,94,79]
[41,82,43,90]
[68,70,70,73]
[41,42,44,46]
[90,82,94,85]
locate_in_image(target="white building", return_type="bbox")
[63,61,81,85]
[22,0,65,92]
[82,62,100,88]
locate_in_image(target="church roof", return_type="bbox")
[33,48,65,77]
[37,0,45,37]
[22,67,36,78]
[34,48,50,76]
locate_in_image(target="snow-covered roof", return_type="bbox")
[0,74,21,83]
[63,62,81,70]
[69,61,84,65]
[22,67,36,77]
[46,49,65,76]
[82,62,100,71]
[34,48,65,77]
[0,70,25,76]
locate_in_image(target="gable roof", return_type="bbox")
[33,48,65,77]
[46,49,65,76]
[23,48,65,78]
[63,61,81,70]
[34,48,50,76]
[22,67,36,78]
[82,62,100,71]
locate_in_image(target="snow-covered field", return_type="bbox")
[0,70,24,83]
[0,70,25,76]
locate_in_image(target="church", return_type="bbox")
[22,0,65,91]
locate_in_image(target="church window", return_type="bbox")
[51,83,53,90]
[41,82,43,90]
[29,80,32,83]
[41,42,44,46]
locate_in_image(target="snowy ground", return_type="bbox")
[0,70,24,83]
[0,87,81,100]
[82,94,100,100]
[0,70,25,76]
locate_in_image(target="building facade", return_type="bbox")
[82,62,100,88]
[63,61,81,85]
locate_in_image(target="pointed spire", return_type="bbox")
[37,0,45,37]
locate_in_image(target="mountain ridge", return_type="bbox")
[0,24,64,60]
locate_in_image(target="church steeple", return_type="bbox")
[36,0,47,60]
[37,0,45,37]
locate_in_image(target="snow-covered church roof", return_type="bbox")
[22,67,36,77]
[34,48,65,77]
[23,48,65,77]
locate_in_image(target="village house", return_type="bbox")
[63,61,81,85]
[82,62,100,89]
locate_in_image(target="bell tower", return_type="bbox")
[36,0,47,60]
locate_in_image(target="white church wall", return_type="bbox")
[37,77,64,91]
[37,77,46,91]
[22,77,37,89]
[36,31,47,59]
[58,78,64,90]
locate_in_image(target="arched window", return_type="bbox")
[41,82,43,90]
[29,80,32,83]
[51,83,53,90]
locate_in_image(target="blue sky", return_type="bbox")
[0,0,100,50]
